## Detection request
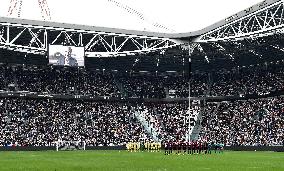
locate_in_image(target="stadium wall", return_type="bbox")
[0,146,126,151]
[1,89,284,103]
[225,146,284,152]
[0,146,283,152]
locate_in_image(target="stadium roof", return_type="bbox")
[0,0,263,34]
[0,0,283,72]
[0,0,277,39]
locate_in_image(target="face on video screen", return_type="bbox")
[48,45,85,66]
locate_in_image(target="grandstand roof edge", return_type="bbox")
[0,0,279,40]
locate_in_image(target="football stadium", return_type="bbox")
[0,0,283,170]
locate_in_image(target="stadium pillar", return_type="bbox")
[7,26,10,43]
[44,29,47,49]
[188,57,191,142]
[187,43,197,142]
[79,33,83,46]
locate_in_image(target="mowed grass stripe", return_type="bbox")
[0,151,283,171]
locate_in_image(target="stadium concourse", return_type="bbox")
[0,58,283,147]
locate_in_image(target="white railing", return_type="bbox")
[134,109,161,142]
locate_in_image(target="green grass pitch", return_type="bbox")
[0,150,283,171]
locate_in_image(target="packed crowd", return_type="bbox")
[133,98,283,146]
[200,97,284,146]
[136,102,197,141]
[0,61,283,147]
[0,65,120,97]
[0,65,5,91]
[0,96,283,147]
[0,98,149,147]
[0,63,284,98]
[209,64,284,96]
[118,74,166,99]
[118,62,284,98]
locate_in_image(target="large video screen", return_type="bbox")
[48,45,85,66]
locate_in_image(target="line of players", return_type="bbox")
[126,142,162,152]
[164,140,224,155]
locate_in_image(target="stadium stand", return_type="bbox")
[135,102,189,141]
[200,97,284,146]
[0,65,121,97]
[0,62,284,98]
[0,60,283,147]
[0,98,149,147]
[0,96,282,147]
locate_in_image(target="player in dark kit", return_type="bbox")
[193,141,197,154]
[164,141,169,155]
[195,141,199,154]
[164,139,222,156]
[168,141,173,154]
[208,142,213,154]
[177,141,182,154]
[190,141,193,154]
[182,141,187,154]
[187,141,191,155]
[203,141,208,154]
[198,141,202,154]
[174,141,178,154]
